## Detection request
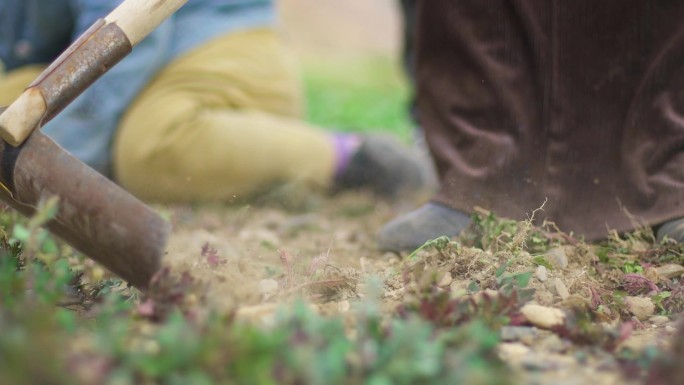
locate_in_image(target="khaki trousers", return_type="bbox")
[115,29,336,202]
[0,29,336,203]
[0,64,45,105]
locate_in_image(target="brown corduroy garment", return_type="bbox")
[416,0,684,240]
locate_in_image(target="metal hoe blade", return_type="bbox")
[0,107,170,289]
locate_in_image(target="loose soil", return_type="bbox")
[160,191,680,385]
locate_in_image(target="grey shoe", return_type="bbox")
[657,217,684,243]
[378,202,471,252]
[335,134,430,198]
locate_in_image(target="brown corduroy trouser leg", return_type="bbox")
[417,1,684,239]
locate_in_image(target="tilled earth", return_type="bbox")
[159,191,682,385]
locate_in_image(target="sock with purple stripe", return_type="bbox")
[331,133,362,181]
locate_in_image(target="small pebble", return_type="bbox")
[648,315,670,326]
[643,267,659,283]
[535,265,548,282]
[259,279,279,300]
[624,296,655,321]
[521,304,565,329]
[500,326,538,342]
[655,264,684,280]
[520,353,574,371]
[356,283,367,298]
[538,334,566,353]
[548,278,570,300]
[498,343,531,361]
[387,256,400,265]
[337,300,351,313]
[438,271,453,287]
[665,325,677,333]
[547,247,569,269]
[381,252,397,260]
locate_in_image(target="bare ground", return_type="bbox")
[159,190,680,385]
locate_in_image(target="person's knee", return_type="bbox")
[114,139,190,202]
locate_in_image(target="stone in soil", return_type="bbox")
[500,326,539,342]
[655,264,684,280]
[548,278,570,300]
[547,247,569,269]
[498,343,531,362]
[259,279,279,300]
[438,271,452,287]
[648,315,671,326]
[644,266,659,283]
[624,296,655,321]
[521,304,566,329]
[519,352,575,371]
[536,333,566,353]
[535,265,548,282]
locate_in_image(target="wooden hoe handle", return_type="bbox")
[106,0,189,46]
[0,0,189,146]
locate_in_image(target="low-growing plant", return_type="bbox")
[398,254,534,332]
[462,205,562,260]
[0,202,516,385]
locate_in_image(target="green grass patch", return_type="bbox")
[301,56,413,140]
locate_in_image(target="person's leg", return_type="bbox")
[399,0,418,123]
[380,0,684,253]
[398,0,439,191]
[0,64,45,106]
[380,0,536,252]
[114,29,335,202]
[114,29,428,203]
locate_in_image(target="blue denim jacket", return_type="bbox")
[0,0,274,175]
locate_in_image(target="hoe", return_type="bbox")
[0,0,189,290]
